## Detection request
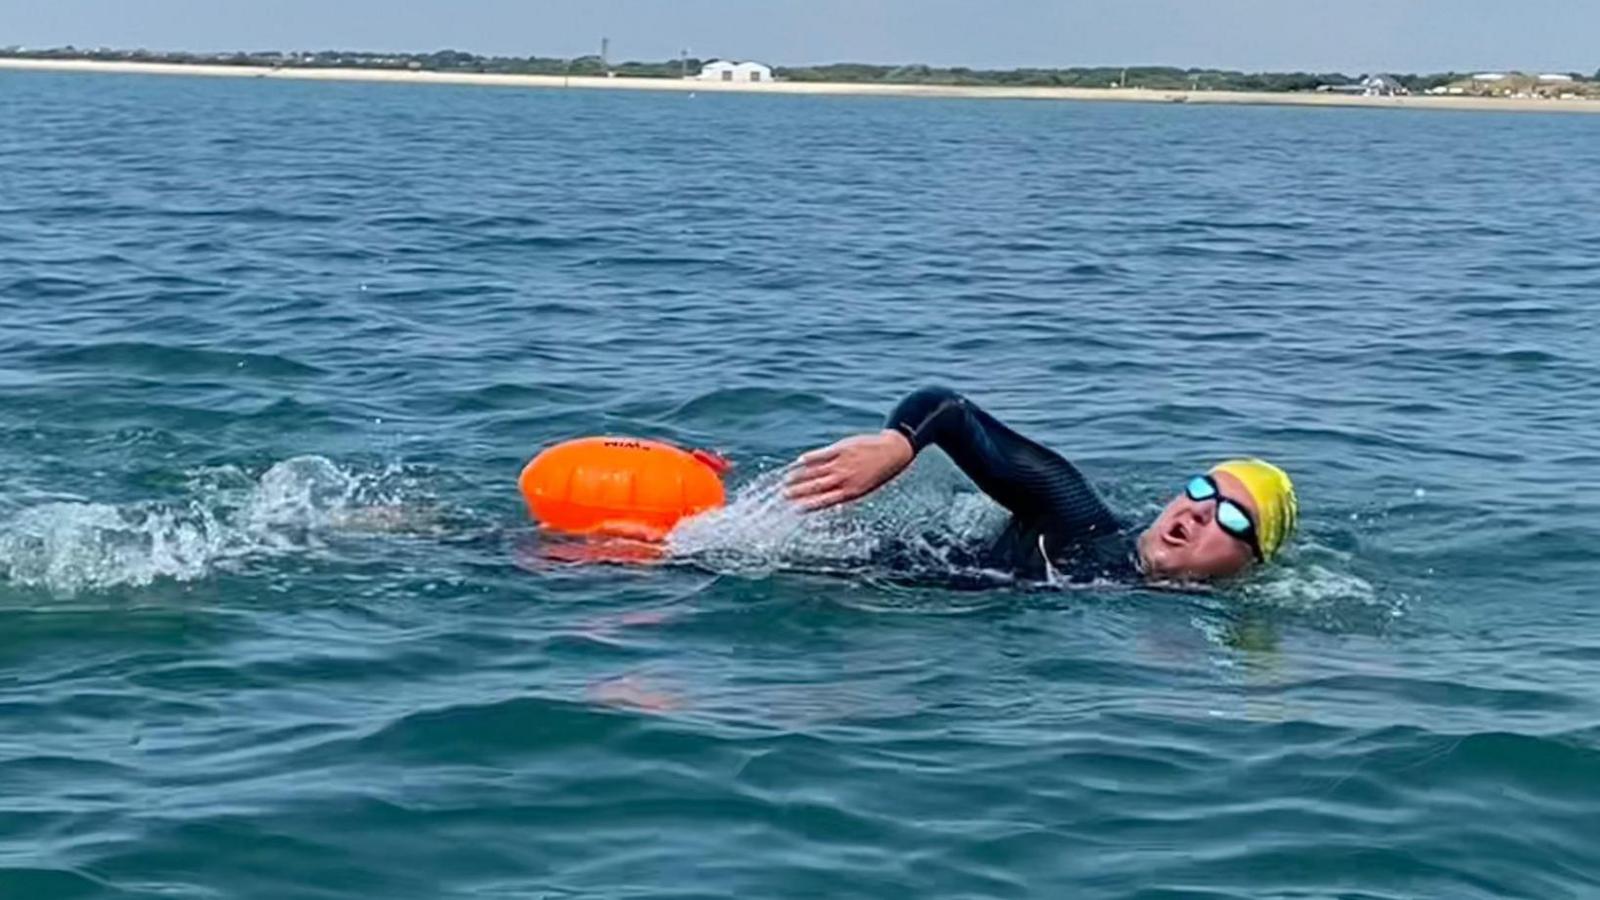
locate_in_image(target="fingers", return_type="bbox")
[784,450,836,489]
[795,488,852,512]
[784,469,843,500]
[783,458,825,485]
[786,465,857,511]
[796,444,841,466]
[786,438,869,513]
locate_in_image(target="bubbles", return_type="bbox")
[0,456,448,594]
[667,467,866,574]
[0,501,226,592]
[1240,559,1380,611]
[1226,539,1404,634]
[667,459,1010,583]
[243,456,356,544]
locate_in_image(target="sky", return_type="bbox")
[2,0,1596,74]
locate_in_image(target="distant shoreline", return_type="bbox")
[6,57,1600,115]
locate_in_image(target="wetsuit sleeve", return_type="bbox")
[885,386,1122,539]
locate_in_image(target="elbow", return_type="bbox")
[885,385,968,452]
[903,385,964,407]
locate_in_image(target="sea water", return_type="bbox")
[2,71,1599,898]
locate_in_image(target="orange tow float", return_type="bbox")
[518,437,729,542]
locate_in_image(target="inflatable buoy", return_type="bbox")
[519,437,728,541]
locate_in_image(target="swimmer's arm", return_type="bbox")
[875,386,1122,535]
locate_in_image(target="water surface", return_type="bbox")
[2,71,1599,898]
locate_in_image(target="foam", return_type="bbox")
[667,461,1008,581]
[0,456,442,593]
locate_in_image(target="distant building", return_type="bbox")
[1538,73,1575,83]
[692,60,773,83]
[1472,73,1508,82]
[1316,75,1409,97]
[1360,75,1408,96]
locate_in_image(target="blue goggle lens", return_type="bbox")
[1184,475,1258,545]
[1185,475,1216,502]
[1215,500,1253,537]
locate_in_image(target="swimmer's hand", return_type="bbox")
[784,430,914,512]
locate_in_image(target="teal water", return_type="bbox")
[3,70,1600,899]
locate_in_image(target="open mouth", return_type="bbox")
[1163,519,1190,545]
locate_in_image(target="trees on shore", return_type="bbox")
[3,46,1593,95]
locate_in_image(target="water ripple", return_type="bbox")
[1,71,1598,899]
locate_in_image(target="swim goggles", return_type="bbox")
[1185,475,1263,561]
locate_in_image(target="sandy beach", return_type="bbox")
[4,56,1600,115]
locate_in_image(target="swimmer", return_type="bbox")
[785,386,1297,583]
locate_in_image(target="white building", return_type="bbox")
[693,60,773,83]
[1316,75,1408,96]
[1361,75,1408,96]
[1538,73,1575,83]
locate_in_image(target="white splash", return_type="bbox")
[0,456,441,594]
[667,460,1006,578]
[0,501,227,592]
[1229,539,1400,625]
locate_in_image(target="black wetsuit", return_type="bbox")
[885,386,1140,583]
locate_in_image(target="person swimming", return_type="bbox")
[784,386,1297,584]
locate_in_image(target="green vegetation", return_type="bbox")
[776,64,1356,92]
[1,45,707,78]
[2,46,1595,96]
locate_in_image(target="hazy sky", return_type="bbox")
[3,0,1596,74]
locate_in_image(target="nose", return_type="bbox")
[1187,502,1213,526]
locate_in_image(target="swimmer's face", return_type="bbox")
[1137,469,1259,582]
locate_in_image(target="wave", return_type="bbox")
[30,341,327,378]
[0,456,448,594]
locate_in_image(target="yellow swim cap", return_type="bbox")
[1210,458,1298,561]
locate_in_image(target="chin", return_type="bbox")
[1136,546,1180,580]
[1141,552,1231,584]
